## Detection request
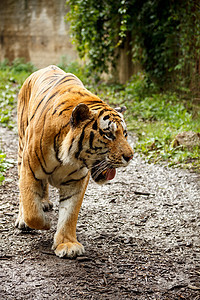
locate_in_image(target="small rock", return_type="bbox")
[76,256,91,262]
[173,131,200,149]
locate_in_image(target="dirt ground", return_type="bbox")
[0,125,200,300]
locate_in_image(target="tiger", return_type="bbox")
[15,65,134,258]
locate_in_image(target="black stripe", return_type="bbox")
[73,91,89,97]
[86,145,103,154]
[89,105,103,110]
[68,137,74,153]
[58,106,73,116]
[92,120,98,130]
[98,109,105,117]
[20,103,25,136]
[59,192,78,202]
[40,114,47,167]
[41,85,52,95]
[27,78,31,88]
[87,100,103,105]
[58,78,76,86]
[43,75,59,82]
[30,95,47,121]
[61,174,88,186]
[28,156,40,181]
[68,166,85,176]
[53,122,70,162]
[99,128,104,136]
[89,131,94,149]
[75,128,85,159]
[74,118,94,159]
[98,139,107,145]
[53,75,71,87]
[62,122,70,130]
[99,150,109,155]
[54,129,62,163]
[38,91,59,119]
[52,102,73,115]
[85,149,93,155]
[81,158,88,168]
[103,115,110,120]
[35,150,57,175]
[18,133,23,140]
[52,104,63,115]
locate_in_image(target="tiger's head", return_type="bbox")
[61,102,134,184]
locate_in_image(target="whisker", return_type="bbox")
[91,161,111,180]
[93,165,109,180]
[89,160,107,171]
[90,161,108,178]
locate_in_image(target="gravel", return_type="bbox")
[0,125,200,299]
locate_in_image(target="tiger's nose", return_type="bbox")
[122,153,134,163]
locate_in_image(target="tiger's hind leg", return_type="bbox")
[15,141,31,230]
[15,160,51,231]
[15,181,52,230]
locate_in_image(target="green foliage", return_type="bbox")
[0,61,199,186]
[0,151,6,183]
[132,0,200,90]
[0,59,35,128]
[66,0,200,91]
[66,0,130,75]
[89,73,200,171]
[0,60,35,183]
[0,150,15,184]
[57,58,92,83]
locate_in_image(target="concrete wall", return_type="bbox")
[0,0,77,68]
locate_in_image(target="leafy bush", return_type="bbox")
[0,60,199,179]
[11,58,36,73]
[66,0,200,92]
[0,58,36,128]
[89,73,200,171]
[0,80,18,128]
[0,58,36,73]
[58,58,91,83]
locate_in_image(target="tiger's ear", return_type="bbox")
[70,103,90,127]
[115,106,126,114]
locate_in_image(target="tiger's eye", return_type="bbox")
[105,132,115,140]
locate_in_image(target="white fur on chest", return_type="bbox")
[48,162,88,187]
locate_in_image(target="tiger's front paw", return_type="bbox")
[42,200,53,212]
[15,215,31,231]
[53,242,85,258]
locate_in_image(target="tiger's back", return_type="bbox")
[18,66,87,174]
[16,65,134,258]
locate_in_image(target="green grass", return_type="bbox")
[0,58,36,128]
[0,150,7,183]
[90,73,200,171]
[0,60,199,184]
[0,150,15,184]
[0,59,35,183]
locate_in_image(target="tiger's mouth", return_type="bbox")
[102,168,116,181]
[91,162,116,183]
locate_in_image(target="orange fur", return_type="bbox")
[16,65,133,258]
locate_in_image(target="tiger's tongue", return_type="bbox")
[106,168,116,180]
